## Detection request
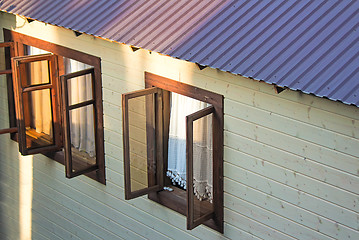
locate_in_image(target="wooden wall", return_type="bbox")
[0,12,358,239]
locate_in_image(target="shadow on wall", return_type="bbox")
[0,12,19,238]
[0,12,63,239]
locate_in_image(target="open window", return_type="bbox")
[186,105,215,230]
[11,53,62,155]
[61,68,101,178]
[122,72,223,232]
[2,30,105,184]
[122,87,164,199]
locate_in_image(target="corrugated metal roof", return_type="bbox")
[1,0,359,106]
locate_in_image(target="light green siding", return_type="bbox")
[0,12,358,240]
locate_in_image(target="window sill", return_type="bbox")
[148,186,220,232]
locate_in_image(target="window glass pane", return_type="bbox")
[23,89,54,149]
[167,92,211,189]
[68,104,96,171]
[26,45,50,55]
[24,46,51,86]
[21,60,51,86]
[66,72,93,106]
[128,95,149,192]
[192,113,213,219]
[64,58,94,105]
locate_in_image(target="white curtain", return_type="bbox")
[64,58,95,157]
[167,92,213,201]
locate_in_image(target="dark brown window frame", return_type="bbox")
[61,68,101,178]
[11,53,62,155]
[0,41,17,135]
[122,72,224,232]
[186,105,216,229]
[2,29,106,184]
[122,87,164,199]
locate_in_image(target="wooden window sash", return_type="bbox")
[11,53,61,155]
[60,67,100,178]
[0,42,18,135]
[122,87,164,200]
[186,105,215,230]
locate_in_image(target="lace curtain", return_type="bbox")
[27,47,95,156]
[167,92,213,201]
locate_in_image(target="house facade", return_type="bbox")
[0,2,359,240]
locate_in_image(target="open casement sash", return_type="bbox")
[122,87,164,200]
[0,42,17,135]
[11,53,62,155]
[61,67,99,178]
[186,105,215,230]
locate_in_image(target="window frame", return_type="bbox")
[122,87,164,199]
[122,72,224,232]
[0,41,17,135]
[11,53,62,155]
[186,105,216,230]
[3,29,106,184]
[60,67,102,178]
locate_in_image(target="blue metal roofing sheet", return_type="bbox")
[1,0,359,106]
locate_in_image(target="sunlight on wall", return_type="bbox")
[19,153,33,240]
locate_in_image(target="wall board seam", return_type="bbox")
[224,143,359,195]
[224,162,359,230]
[225,192,338,240]
[224,115,359,160]
[225,97,359,145]
[32,224,63,240]
[0,155,179,239]
[224,222,264,240]
[32,188,142,240]
[31,161,198,239]
[224,128,359,177]
[224,208,295,240]
[31,168,176,240]
[224,160,359,215]
[32,208,84,240]
[224,178,358,239]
